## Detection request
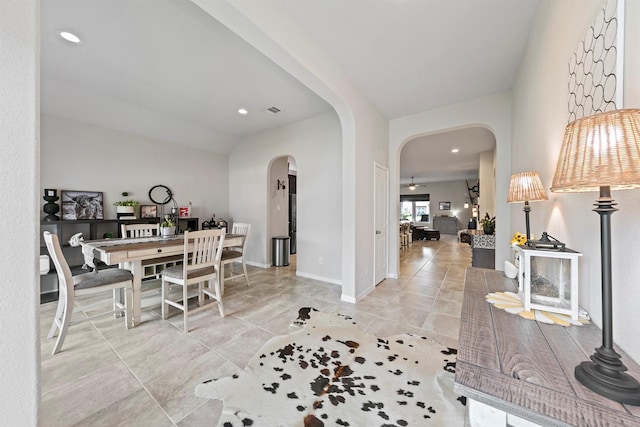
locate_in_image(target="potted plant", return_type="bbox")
[113,199,140,215]
[160,215,176,237]
[479,212,495,235]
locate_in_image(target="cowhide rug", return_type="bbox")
[196,307,466,426]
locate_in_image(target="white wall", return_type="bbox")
[0,1,40,423]
[512,0,640,361]
[193,0,389,302]
[478,150,496,218]
[229,112,343,284]
[41,115,229,223]
[389,93,512,277]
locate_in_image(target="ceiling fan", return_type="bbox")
[401,176,419,190]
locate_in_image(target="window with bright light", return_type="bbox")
[400,194,430,223]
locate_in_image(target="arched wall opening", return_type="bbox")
[267,155,296,270]
[194,1,390,302]
[267,155,297,270]
[388,93,513,278]
[398,127,496,234]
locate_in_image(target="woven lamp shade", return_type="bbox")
[551,109,640,193]
[507,171,548,203]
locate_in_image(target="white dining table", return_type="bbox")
[81,233,243,327]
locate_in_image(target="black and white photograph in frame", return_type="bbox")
[140,205,158,218]
[439,201,451,211]
[61,190,104,220]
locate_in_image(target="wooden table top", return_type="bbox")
[85,233,243,254]
[455,267,640,427]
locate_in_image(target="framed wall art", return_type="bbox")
[567,0,623,122]
[140,205,158,218]
[439,201,451,211]
[61,190,104,220]
[179,206,191,219]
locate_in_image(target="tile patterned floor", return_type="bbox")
[39,235,471,426]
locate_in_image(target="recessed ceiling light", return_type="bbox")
[451,148,460,153]
[238,108,248,115]
[57,30,81,44]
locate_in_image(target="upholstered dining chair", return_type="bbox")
[43,231,133,355]
[220,222,251,294]
[121,223,160,238]
[161,229,225,333]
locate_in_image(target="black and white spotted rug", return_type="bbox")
[196,308,466,426]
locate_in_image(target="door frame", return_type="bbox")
[374,162,389,285]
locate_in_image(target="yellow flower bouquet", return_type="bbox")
[510,232,527,246]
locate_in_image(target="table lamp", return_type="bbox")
[551,108,640,405]
[507,171,548,242]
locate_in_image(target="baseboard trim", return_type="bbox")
[296,271,342,286]
[341,284,374,304]
[246,261,270,269]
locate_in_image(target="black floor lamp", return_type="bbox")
[507,171,548,243]
[551,108,640,405]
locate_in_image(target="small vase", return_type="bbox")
[43,195,61,221]
[483,226,494,235]
[161,226,176,238]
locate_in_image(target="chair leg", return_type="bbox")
[242,260,249,287]
[183,283,189,333]
[161,279,168,320]
[51,297,73,355]
[47,296,65,339]
[124,285,133,329]
[220,264,225,295]
[114,287,127,318]
[214,276,225,318]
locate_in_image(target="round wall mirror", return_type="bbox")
[148,185,173,205]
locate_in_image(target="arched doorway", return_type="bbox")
[268,155,297,270]
[399,127,496,230]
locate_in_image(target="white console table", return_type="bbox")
[455,268,640,426]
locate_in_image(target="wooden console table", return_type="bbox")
[455,268,640,426]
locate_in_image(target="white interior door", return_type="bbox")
[374,163,388,285]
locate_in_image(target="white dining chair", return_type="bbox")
[121,222,183,280]
[121,223,160,238]
[43,231,133,355]
[220,222,251,294]
[161,229,225,333]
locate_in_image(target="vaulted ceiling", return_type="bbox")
[41,0,538,181]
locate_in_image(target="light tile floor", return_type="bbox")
[39,234,471,426]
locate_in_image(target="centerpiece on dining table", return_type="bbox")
[160,215,176,238]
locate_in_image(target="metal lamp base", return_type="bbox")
[575,358,640,405]
[574,187,640,406]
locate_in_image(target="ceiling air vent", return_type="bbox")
[265,106,281,114]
